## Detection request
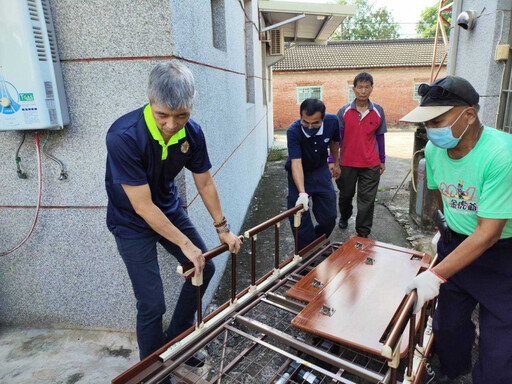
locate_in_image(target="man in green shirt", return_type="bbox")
[401,76,512,384]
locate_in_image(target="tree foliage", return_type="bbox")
[330,0,400,41]
[416,4,451,38]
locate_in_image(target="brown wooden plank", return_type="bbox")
[291,237,431,357]
[286,237,361,302]
[286,236,429,303]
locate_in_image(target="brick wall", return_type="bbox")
[272,67,446,129]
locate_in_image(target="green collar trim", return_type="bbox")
[143,104,186,160]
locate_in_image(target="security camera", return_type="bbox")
[457,9,477,30]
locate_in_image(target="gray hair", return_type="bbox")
[146,61,196,110]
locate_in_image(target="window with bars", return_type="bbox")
[297,86,323,104]
[348,85,355,101]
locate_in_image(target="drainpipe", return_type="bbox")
[447,0,462,75]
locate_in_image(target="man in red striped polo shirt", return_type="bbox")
[329,72,386,238]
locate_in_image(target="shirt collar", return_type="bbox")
[350,99,374,111]
[143,104,186,160]
[301,122,324,138]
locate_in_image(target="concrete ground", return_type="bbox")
[0,328,139,384]
[0,127,470,383]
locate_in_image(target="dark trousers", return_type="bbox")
[335,165,380,236]
[287,165,337,251]
[433,231,512,383]
[113,207,215,360]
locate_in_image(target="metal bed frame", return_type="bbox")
[112,206,437,384]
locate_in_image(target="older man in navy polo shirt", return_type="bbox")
[105,61,241,362]
[286,98,340,250]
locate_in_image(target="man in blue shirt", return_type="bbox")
[105,61,241,362]
[286,98,340,250]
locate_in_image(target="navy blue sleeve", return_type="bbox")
[375,105,388,135]
[336,106,347,146]
[327,119,340,163]
[185,128,212,174]
[106,133,147,185]
[287,126,302,160]
[376,134,385,163]
[336,106,347,131]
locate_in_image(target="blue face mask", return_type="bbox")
[426,109,470,149]
[308,128,320,136]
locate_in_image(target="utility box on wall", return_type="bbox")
[0,0,69,131]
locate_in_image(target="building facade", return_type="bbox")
[272,39,447,129]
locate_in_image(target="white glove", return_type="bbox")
[295,193,309,211]
[406,269,446,314]
[431,231,441,250]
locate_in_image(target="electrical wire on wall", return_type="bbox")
[15,132,27,179]
[237,0,260,33]
[43,131,67,180]
[1,132,42,257]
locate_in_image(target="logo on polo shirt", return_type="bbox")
[439,178,478,214]
[181,140,190,154]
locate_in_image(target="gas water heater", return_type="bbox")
[0,0,69,131]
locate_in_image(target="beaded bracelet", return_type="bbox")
[213,216,227,228]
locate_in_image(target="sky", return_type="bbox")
[273,0,439,38]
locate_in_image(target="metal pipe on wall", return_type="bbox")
[447,0,462,75]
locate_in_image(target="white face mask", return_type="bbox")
[426,108,470,149]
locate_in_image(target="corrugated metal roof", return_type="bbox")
[273,38,447,71]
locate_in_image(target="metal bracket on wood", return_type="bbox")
[312,278,324,288]
[364,256,375,265]
[320,304,335,317]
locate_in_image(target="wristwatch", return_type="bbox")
[216,223,230,234]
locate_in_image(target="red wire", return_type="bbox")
[0,132,42,257]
